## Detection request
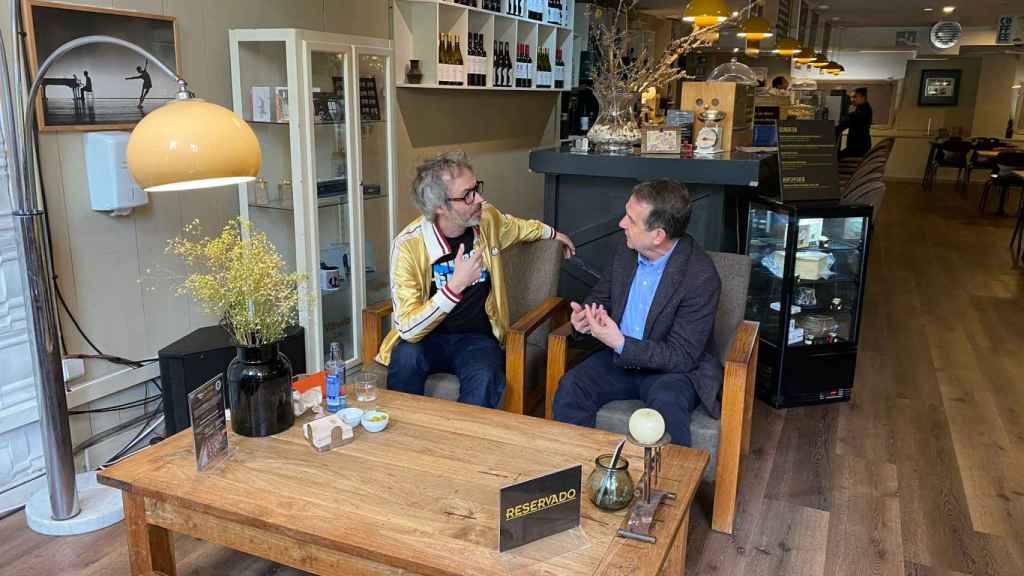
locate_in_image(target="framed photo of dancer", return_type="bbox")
[21,0,181,132]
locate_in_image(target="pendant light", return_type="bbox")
[794,47,816,64]
[745,38,761,56]
[682,0,729,27]
[736,1,773,40]
[773,36,801,56]
[810,52,830,67]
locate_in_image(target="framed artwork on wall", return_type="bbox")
[22,0,181,132]
[918,69,961,107]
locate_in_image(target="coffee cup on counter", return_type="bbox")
[320,262,341,293]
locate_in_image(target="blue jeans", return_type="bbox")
[387,332,506,408]
[552,349,699,446]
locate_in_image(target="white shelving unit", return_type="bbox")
[393,0,574,91]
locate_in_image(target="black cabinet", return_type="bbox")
[744,199,873,408]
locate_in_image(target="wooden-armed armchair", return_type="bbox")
[544,251,758,534]
[362,239,569,415]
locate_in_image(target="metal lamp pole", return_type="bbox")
[1,21,187,523]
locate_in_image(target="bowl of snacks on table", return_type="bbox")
[361,410,389,433]
[338,407,364,428]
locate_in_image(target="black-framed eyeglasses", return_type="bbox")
[447,181,483,205]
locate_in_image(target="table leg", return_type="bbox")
[660,508,690,576]
[123,492,177,576]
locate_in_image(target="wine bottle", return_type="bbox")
[554,48,565,89]
[526,45,533,88]
[479,34,488,87]
[454,34,465,86]
[438,33,447,86]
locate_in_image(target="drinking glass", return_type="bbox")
[355,372,378,402]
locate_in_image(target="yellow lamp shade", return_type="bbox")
[737,15,773,40]
[126,98,261,192]
[822,60,844,75]
[793,47,816,64]
[683,0,729,27]
[773,37,801,56]
[810,53,830,67]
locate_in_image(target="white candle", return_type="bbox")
[628,408,665,444]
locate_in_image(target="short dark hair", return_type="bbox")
[854,87,868,98]
[771,75,787,89]
[630,179,692,239]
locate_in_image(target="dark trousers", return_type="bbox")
[387,332,506,408]
[552,349,699,446]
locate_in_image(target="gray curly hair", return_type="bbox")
[411,151,473,219]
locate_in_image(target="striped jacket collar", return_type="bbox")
[420,217,480,263]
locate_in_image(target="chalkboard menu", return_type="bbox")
[776,119,839,201]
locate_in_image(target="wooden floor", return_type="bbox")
[2,179,1022,575]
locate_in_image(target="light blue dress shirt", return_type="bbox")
[615,241,678,354]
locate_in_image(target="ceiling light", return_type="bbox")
[810,52,830,67]
[732,11,739,17]
[683,0,729,27]
[737,15,774,40]
[794,47,817,63]
[818,4,830,9]
[923,7,934,11]
[733,47,740,52]
[773,36,802,56]
[1013,83,1023,89]
[942,6,955,13]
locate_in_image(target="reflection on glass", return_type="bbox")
[312,50,356,365]
[359,52,392,310]
[745,203,790,347]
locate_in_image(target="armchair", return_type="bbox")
[545,251,758,534]
[362,239,568,415]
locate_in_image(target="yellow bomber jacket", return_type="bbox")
[375,204,555,366]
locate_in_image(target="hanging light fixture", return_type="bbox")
[810,52,830,67]
[773,36,802,56]
[736,0,773,41]
[822,60,844,75]
[794,47,816,64]
[682,0,729,27]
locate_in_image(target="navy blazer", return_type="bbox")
[584,235,723,417]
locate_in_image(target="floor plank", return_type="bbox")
[737,499,829,576]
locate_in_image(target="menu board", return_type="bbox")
[776,120,840,201]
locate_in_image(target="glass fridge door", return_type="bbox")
[787,214,868,347]
[745,200,794,350]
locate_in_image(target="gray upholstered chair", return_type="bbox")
[362,239,568,415]
[545,251,758,534]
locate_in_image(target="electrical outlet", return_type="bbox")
[62,357,85,382]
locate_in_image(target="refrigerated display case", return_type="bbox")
[744,198,873,408]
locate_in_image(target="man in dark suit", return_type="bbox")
[552,179,721,447]
[837,87,873,159]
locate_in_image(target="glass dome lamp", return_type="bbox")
[682,0,729,27]
[773,37,801,56]
[708,57,758,85]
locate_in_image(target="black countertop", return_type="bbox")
[529,144,777,188]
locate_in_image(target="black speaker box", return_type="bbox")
[157,325,306,435]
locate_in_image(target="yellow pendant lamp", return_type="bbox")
[683,0,729,27]
[793,47,816,64]
[127,97,261,192]
[823,61,845,75]
[773,36,801,56]
[810,52,830,67]
[737,15,774,41]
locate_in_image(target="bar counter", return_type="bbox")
[529,144,778,301]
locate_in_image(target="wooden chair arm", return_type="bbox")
[361,301,393,365]
[504,298,570,415]
[713,320,760,534]
[544,321,574,419]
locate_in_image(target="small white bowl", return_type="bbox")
[361,410,389,433]
[338,407,364,427]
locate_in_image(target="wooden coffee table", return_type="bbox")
[98,390,708,576]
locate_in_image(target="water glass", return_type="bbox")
[355,372,378,402]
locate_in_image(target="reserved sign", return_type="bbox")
[499,465,582,552]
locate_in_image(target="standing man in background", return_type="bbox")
[836,87,873,158]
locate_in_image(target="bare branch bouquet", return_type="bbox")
[586,0,763,150]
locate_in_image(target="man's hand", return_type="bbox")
[569,301,591,334]
[448,243,483,295]
[587,305,625,352]
[554,231,576,259]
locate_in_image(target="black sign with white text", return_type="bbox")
[777,119,840,201]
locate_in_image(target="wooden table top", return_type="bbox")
[98,390,709,576]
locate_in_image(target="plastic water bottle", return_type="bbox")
[325,342,347,413]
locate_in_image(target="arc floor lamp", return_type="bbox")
[1,8,261,534]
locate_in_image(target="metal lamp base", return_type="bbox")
[25,471,123,536]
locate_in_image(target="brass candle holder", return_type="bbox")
[616,432,676,543]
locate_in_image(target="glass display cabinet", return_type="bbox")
[229,29,396,372]
[744,199,873,408]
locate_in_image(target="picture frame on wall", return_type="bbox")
[22,0,181,132]
[918,69,961,106]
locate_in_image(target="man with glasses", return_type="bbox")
[375,151,575,408]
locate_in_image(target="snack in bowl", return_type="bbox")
[361,410,390,432]
[338,407,364,427]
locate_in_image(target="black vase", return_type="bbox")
[226,343,294,437]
